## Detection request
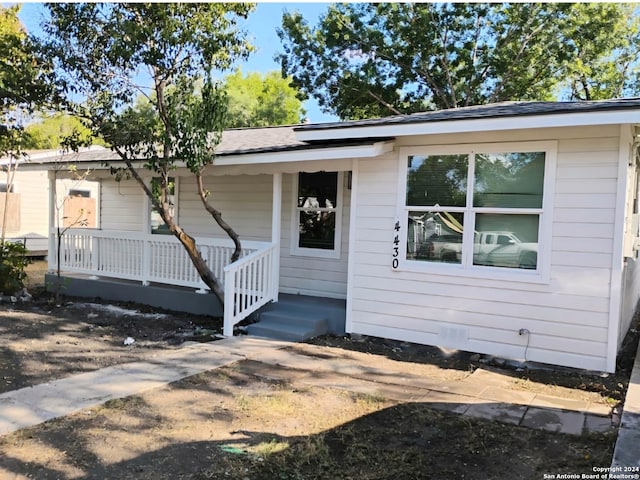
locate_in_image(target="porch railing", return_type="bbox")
[223,242,279,337]
[50,228,278,332]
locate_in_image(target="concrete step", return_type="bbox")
[246,310,329,342]
[249,294,347,335]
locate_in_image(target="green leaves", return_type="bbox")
[278,2,640,120]
[44,2,256,171]
[224,69,306,128]
[0,5,55,158]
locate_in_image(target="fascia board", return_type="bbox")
[211,141,395,166]
[295,110,640,142]
[17,141,396,171]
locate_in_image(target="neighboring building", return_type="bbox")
[19,99,640,373]
[1,149,100,254]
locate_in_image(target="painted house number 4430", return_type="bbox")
[392,220,400,269]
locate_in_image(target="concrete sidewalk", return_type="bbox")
[0,335,622,440]
[0,336,291,436]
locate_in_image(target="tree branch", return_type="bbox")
[195,171,242,262]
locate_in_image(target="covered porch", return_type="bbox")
[47,168,287,337]
[48,228,279,336]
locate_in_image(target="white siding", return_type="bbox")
[350,125,620,372]
[178,174,273,241]
[6,170,48,237]
[100,177,144,231]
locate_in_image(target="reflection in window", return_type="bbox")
[473,214,539,269]
[474,152,544,208]
[404,148,546,271]
[407,154,467,207]
[408,211,463,264]
[297,172,338,250]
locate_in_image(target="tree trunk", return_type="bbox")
[195,172,242,262]
[172,226,226,303]
[116,156,227,305]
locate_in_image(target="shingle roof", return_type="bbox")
[295,98,640,132]
[8,125,390,166]
[11,98,640,166]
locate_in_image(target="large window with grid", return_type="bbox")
[399,142,555,278]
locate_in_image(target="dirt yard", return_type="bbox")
[0,262,636,479]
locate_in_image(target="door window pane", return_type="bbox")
[407,210,463,264]
[474,152,545,208]
[407,154,468,207]
[473,214,539,269]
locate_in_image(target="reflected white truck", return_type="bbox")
[421,231,538,269]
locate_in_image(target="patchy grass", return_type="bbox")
[0,362,620,480]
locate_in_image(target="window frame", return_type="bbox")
[290,171,344,259]
[396,141,557,283]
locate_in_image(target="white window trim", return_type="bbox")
[144,176,179,234]
[396,141,557,284]
[290,171,344,260]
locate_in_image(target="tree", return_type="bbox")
[224,69,305,127]
[23,113,102,150]
[277,3,640,120]
[0,5,54,244]
[43,3,255,305]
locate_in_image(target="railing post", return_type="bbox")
[223,269,235,337]
[91,235,99,273]
[271,173,282,302]
[141,236,150,286]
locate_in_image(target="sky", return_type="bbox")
[15,2,339,123]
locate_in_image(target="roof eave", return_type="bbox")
[295,109,640,142]
[212,140,395,166]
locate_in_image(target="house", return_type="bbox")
[19,98,640,373]
[1,150,100,255]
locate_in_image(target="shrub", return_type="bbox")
[0,240,31,294]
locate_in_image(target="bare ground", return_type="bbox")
[0,261,636,479]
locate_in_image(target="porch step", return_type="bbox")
[246,309,329,342]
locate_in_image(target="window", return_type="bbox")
[400,142,555,276]
[0,183,14,193]
[150,177,177,235]
[68,189,91,198]
[292,171,343,258]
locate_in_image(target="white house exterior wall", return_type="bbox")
[349,125,621,372]
[7,170,49,238]
[178,174,274,241]
[99,177,144,232]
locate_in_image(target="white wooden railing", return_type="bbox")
[50,228,279,333]
[223,242,279,337]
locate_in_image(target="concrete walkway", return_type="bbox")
[0,335,623,440]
